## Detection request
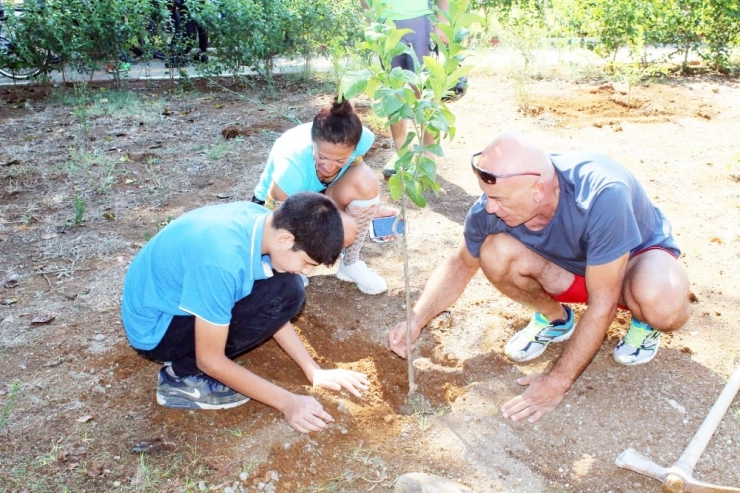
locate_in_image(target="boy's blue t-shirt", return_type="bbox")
[464,151,680,277]
[121,201,272,350]
[253,123,375,201]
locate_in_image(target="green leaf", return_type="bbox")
[340,70,372,99]
[384,28,414,54]
[399,132,416,155]
[404,177,427,208]
[422,56,446,83]
[388,174,403,201]
[425,143,444,157]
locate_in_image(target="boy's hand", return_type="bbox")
[283,394,334,433]
[312,368,369,397]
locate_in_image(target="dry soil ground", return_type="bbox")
[1,58,739,493]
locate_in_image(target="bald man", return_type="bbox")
[388,132,690,424]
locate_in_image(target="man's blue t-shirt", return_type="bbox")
[253,123,375,202]
[464,151,680,276]
[121,202,273,350]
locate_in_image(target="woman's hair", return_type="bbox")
[310,97,363,148]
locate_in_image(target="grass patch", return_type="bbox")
[0,381,21,430]
[51,87,165,124]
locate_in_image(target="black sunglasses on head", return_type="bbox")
[470,151,542,185]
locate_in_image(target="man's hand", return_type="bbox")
[282,394,335,433]
[312,368,369,397]
[501,373,569,424]
[387,319,421,358]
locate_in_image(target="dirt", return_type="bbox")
[1,66,739,493]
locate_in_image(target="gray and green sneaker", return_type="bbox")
[156,366,250,410]
[613,319,661,366]
[504,305,575,362]
[383,153,399,180]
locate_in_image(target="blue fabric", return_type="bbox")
[253,123,375,201]
[121,201,272,350]
[463,151,680,276]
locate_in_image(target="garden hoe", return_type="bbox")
[615,364,740,493]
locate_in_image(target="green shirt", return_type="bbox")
[381,0,432,21]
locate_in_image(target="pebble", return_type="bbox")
[337,401,350,414]
[282,442,291,450]
[113,481,121,487]
[667,399,686,414]
[394,472,471,492]
[223,488,234,493]
[198,481,206,491]
[92,385,106,394]
[239,472,248,481]
[94,334,106,342]
[268,470,279,482]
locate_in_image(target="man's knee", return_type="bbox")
[479,234,525,278]
[625,252,690,331]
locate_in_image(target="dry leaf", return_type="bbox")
[31,313,55,324]
[3,279,19,288]
[40,234,56,240]
[86,462,104,478]
[76,415,94,423]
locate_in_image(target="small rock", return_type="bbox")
[239,472,248,481]
[268,470,279,482]
[223,488,234,493]
[337,401,350,414]
[340,427,348,435]
[94,334,106,342]
[282,442,291,450]
[198,481,206,491]
[113,481,121,487]
[92,385,106,394]
[257,482,265,490]
[394,472,471,492]
[667,399,686,414]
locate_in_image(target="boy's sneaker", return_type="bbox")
[383,153,399,180]
[504,305,575,362]
[613,319,661,366]
[336,259,387,295]
[156,366,250,410]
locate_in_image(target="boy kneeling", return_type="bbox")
[121,192,368,433]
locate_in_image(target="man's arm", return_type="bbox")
[388,240,480,358]
[434,0,450,45]
[192,317,333,433]
[501,252,629,423]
